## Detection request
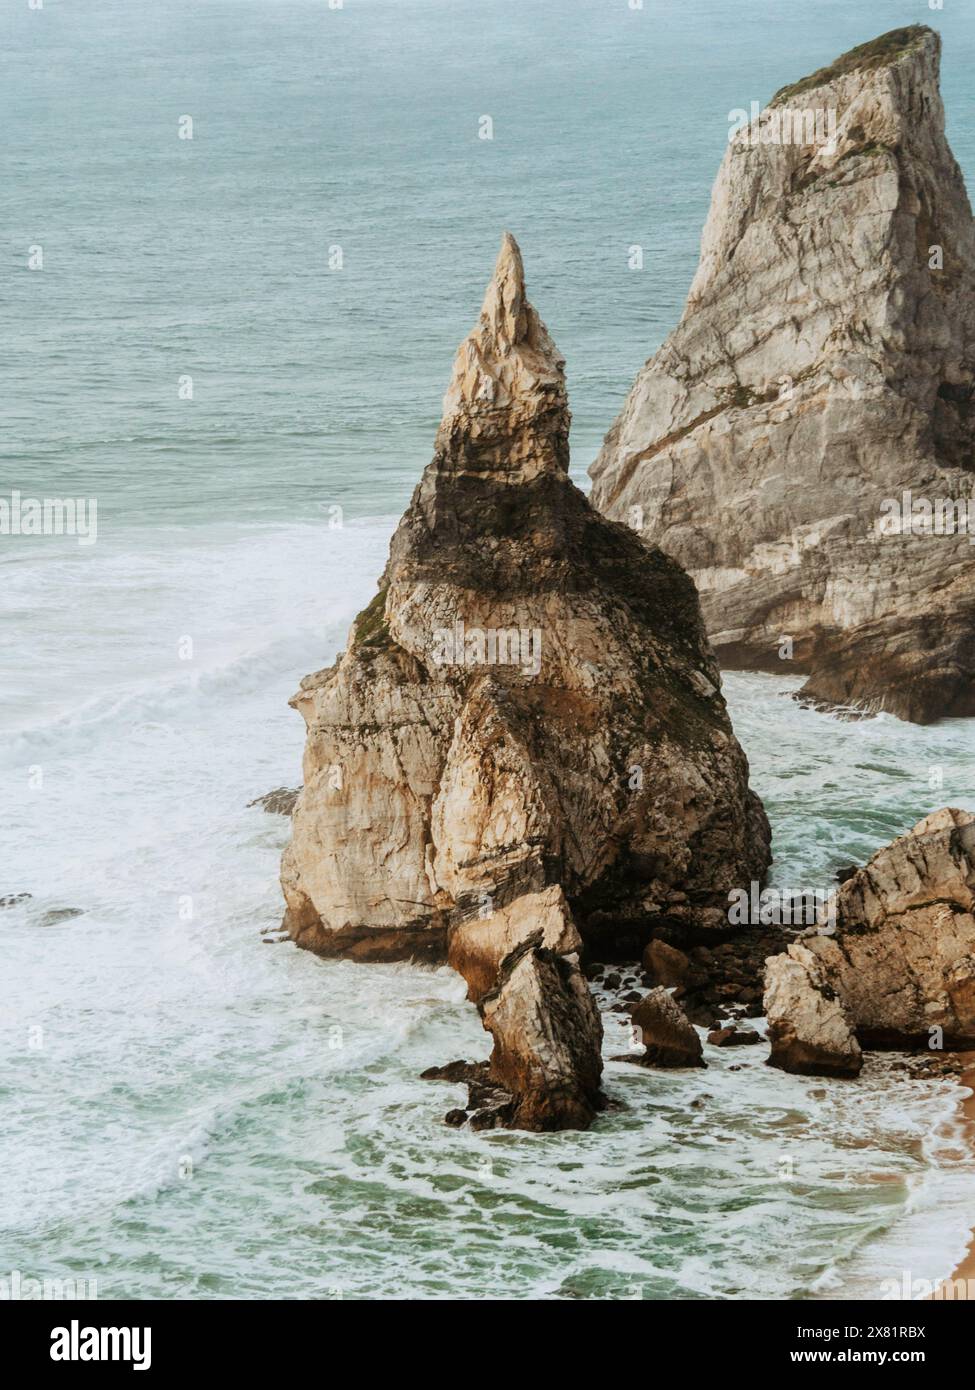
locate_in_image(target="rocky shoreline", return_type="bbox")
[276,28,975,1151]
[942,1059,975,1296]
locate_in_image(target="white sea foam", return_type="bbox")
[2,514,974,1298]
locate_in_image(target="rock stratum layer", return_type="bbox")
[281,234,771,1129]
[590,27,975,724]
[765,808,975,1075]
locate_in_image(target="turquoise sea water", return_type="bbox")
[3,0,975,1300]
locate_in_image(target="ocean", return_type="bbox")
[3,0,975,1300]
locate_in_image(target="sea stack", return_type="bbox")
[589,27,975,724]
[764,808,975,1075]
[281,233,771,1129]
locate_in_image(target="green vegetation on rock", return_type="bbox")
[352,585,390,649]
[770,25,931,108]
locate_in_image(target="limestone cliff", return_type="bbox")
[765,808,975,1075]
[590,27,975,724]
[281,234,771,1128]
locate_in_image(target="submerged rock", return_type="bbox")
[765,808,975,1074]
[39,908,85,926]
[281,233,769,1128]
[706,1025,761,1047]
[590,27,975,724]
[0,893,32,909]
[248,787,300,816]
[626,987,705,1068]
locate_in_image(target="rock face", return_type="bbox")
[590,27,975,724]
[642,938,691,987]
[281,233,770,1128]
[765,808,975,1073]
[627,988,705,1068]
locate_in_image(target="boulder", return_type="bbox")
[764,946,863,1077]
[642,938,691,987]
[479,936,605,1131]
[628,988,705,1068]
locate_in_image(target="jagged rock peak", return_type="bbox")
[474,232,535,354]
[589,25,975,723]
[281,238,772,1130]
[438,232,568,477]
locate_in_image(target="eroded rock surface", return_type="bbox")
[281,234,770,1127]
[590,27,975,724]
[765,808,975,1074]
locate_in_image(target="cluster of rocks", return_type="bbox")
[591,931,789,1010]
[1,893,32,909]
[641,931,792,1026]
[0,895,84,926]
[581,806,975,1087]
[764,809,975,1076]
[894,1052,972,1081]
[278,28,975,1129]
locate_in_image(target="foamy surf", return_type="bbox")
[2,514,974,1299]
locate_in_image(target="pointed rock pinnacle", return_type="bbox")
[438,233,568,476]
[479,231,532,352]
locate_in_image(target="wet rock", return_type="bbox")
[479,936,605,1131]
[627,988,705,1068]
[0,893,31,909]
[420,1060,482,1085]
[39,908,85,925]
[764,945,863,1077]
[707,1026,762,1047]
[248,787,301,816]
